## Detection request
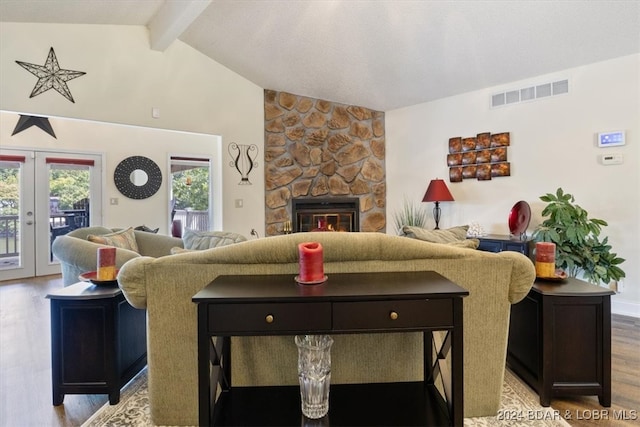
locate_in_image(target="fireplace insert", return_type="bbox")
[292,198,360,232]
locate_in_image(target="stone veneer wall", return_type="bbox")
[264,90,386,236]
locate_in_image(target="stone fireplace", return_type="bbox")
[292,197,359,232]
[264,90,386,236]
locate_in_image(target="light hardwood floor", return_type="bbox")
[0,274,638,426]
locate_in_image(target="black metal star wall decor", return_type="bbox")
[16,47,86,103]
[12,115,57,139]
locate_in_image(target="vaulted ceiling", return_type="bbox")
[2,0,639,111]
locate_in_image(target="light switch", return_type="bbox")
[600,154,623,165]
[235,199,243,208]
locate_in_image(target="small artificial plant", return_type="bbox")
[532,188,625,286]
[392,197,428,234]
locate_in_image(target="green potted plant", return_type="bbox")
[532,188,625,286]
[392,197,428,234]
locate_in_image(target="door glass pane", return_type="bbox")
[170,158,211,236]
[49,163,90,262]
[0,160,21,269]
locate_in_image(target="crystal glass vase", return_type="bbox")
[295,334,334,419]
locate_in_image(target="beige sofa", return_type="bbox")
[52,226,183,286]
[118,231,535,425]
[52,227,247,286]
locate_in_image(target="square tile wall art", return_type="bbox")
[448,132,511,182]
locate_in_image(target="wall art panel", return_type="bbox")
[447,131,512,182]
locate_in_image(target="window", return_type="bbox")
[169,156,211,236]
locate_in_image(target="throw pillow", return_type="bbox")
[182,229,247,250]
[134,224,159,233]
[401,225,469,244]
[447,238,479,249]
[87,227,139,253]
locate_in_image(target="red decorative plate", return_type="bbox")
[508,201,531,236]
[79,270,119,286]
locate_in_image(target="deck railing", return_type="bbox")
[0,215,19,258]
[173,209,209,234]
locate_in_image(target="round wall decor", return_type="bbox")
[113,156,162,199]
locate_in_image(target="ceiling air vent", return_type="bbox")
[536,83,552,98]
[553,79,569,95]
[506,90,520,104]
[520,87,535,101]
[492,93,505,107]
[491,78,569,108]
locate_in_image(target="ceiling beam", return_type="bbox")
[148,0,212,51]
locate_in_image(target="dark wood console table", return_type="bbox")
[507,277,613,407]
[193,271,469,426]
[47,282,147,405]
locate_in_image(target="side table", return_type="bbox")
[47,281,147,405]
[507,277,614,406]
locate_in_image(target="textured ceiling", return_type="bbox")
[1,0,639,111]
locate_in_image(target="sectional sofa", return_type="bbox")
[117,231,535,425]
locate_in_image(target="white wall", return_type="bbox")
[0,23,265,237]
[386,54,640,316]
[0,111,223,235]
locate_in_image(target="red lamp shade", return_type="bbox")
[422,179,454,230]
[422,179,455,202]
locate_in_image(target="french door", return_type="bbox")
[0,149,102,281]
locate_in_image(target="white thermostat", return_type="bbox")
[598,130,625,147]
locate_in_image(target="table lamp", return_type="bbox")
[422,179,455,229]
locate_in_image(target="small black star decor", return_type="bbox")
[16,47,86,103]
[12,115,57,139]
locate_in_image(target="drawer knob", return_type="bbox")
[265,314,274,324]
[389,311,399,321]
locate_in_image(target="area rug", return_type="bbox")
[83,368,569,426]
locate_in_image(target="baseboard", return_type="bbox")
[611,299,640,318]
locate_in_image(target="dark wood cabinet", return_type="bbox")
[507,278,613,406]
[476,234,532,256]
[47,282,147,405]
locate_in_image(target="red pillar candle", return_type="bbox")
[97,247,117,281]
[535,242,556,278]
[298,242,325,283]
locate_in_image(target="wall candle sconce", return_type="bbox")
[228,143,258,185]
[422,179,455,229]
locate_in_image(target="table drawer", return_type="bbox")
[208,302,331,334]
[333,299,453,331]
